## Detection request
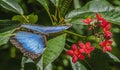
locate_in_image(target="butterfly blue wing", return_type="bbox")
[10,31,46,59]
[21,24,71,34]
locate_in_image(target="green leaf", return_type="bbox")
[86,0,113,12]
[60,0,72,16]
[0,20,21,33]
[106,52,120,62]
[65,0,114,20]
[43,34,66,69]
[70,59,87,70]
[0,29,15,46]
[0,0,24,14]
[37,61,52,70]
[12,14,38,23]
[44,63,52,70]
[12,15,26,23]
[37,0,49,11]
[102,11,120,26]
[37,57,43,70]
[28,14,38,24]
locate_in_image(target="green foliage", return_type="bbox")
[37,0,49,11]
[60,0,72,17]
[107,52,120,62]
[0,29,15,46]
[102,11,120,25]
[12,14,38,23]
[0,0,23,14]
[0,0,120,70]
[43,34,66,69]
[0,20,21,33]
[65,0,114,21]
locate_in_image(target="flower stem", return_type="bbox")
[64,30,86,38]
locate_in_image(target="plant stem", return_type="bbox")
[21,14,29,23]
[55,0,59,17]
[64,30,86,38]
[46,10,55,25]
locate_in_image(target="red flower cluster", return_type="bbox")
[96,13,112,39]
[66,42,94,63]
[96,13,113,52]
[82,13,113,53]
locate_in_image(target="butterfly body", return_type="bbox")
[10,24,71,59]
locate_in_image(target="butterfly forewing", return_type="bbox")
[21,24,71,34]
[10,31,46,59]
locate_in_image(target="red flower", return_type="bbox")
[96,13,104,21]
[66,44,84,63]
[104,30,112,39]
[103,23,111,31]
[78,42,95,57]
[100,40,112,53]
[101,19,108,28]
[82,17,93,25]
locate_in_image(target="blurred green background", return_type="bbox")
[0,0,120,70]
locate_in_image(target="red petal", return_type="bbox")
[108,40,112,44]
[103,47,107,53]
[106,46,112,52]
[82,18,93,25]
[82,20,89,24]
[86,50,91,54]
[90,47,95,51]
[72,55,78,63]
[85,42,91,48]
[104,24,111,31]
[79,49,85,53]
[72,44,77,50]
[78,42,85,48]
[78,54,85,60]
[101,20,108,27]
[104,31,112,39]
[100,41,104,47]
[66,50,74,56]
[95,13,103,21]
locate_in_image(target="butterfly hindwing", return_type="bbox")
[21,24,71,34]
[10,31,46,59]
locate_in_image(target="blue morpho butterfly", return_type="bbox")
[10,24,71,59]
